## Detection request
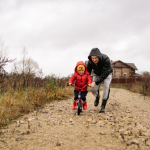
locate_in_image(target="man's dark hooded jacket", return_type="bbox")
[87,48,113,85]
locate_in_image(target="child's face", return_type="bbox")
[77,70,84,75]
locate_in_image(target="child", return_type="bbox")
[68,61,92,110]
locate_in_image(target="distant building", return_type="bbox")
[111,60,141,78]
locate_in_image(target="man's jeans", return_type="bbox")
[91,73,112,100]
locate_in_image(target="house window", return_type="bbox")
[124,73,127,78]
[116,73,120,78]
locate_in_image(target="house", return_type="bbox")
[111,60,141,78]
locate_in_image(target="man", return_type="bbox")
[87,48,113,113]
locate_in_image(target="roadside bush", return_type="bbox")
[0,72,73,128]
[139,72,150,96]
[110,71,150,97]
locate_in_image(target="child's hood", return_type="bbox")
[74,61,89,75]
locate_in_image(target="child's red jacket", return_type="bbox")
[68,61,92,92]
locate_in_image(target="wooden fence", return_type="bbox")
[111,78,142,84]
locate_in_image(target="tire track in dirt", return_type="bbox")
[0,88,150,150]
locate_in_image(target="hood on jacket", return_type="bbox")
[74,61,89,75]
[88,48,102,62]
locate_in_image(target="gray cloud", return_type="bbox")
[1,0,150,76]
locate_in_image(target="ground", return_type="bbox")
[0,88,150,150]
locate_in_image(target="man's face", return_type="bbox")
[91,55,99,64]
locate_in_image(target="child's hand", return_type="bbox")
[88,84,91,87]
[69,83,72,86]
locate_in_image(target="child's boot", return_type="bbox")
[83,101,87,110]
[72,101,76,110]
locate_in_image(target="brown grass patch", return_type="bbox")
[0,86,74,128]
[110,75,150,97]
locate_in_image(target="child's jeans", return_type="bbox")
[74,90,88,101]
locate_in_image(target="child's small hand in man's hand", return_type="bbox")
[88,84,91,87]
[69,83,72,86]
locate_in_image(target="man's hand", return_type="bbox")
[69,83,72,86]
[90,82,96,88]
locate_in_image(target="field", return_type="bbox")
[0,72,150,128]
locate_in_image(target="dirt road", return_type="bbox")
[0,88,150,150]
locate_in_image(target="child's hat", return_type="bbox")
[77,65,85,71]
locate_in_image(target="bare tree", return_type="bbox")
[12,48,44,78]
[0,39,16,72]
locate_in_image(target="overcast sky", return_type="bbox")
[0,0,150,77]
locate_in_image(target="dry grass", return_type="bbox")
[0,72,74,128]
[0,86,74,128]
[110,72,150,97]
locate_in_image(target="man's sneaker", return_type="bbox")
[94,94,100,106]
[83,101,87,110]
[72,101,76,110]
